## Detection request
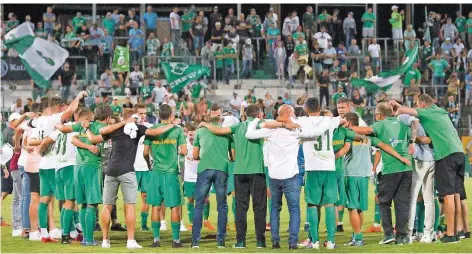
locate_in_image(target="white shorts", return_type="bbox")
[392,28,403,39]
[363,27,374,38]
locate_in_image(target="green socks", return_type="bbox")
[85,207,97,242]
[151,221,161,239]
[171,222,180,241]
[354,232,363,241]
[307,206,319,242]
[79,207,87,240]
[38,202,48,229]
[232,196,236,222]
[74,211,79,225]
[434,199,440,231]
[338,209,344,224]
[60,208,65,230]
[415,202,425,233]
[325,206,336,242]
[374,203,381,224]
[141,212,149,229]
[63,209,74,236]
[187,202,194,224]
[203,202,210,220]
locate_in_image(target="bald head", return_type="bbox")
[278,104,295,117]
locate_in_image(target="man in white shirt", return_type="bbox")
[169,7,181,46]
[282,16,293,40]
[10,99,23,114]
[245,104,332,249]
[269,8,278,24]
[182,124,199,230]
[291,11,299,34]
[128,64,144,104]
[153,81,169,106]
[313,26,332,50]
[229,92,243,119]
[368,39,381,73]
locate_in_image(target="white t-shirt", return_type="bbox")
[230,98,242,111]
[162,99,176,109]
[134,136,149,171]
[313,32,331,49]
[368,44,380,58]
[153,86,169,104]
[170,12,180,30]
[184,140,198,182]
[282,17,292,36]
[49,122,77,170]
[291,16,300,33]
[296,116,340,172]
[31,113,64,169]
[129,71,144,88]
[10,105,22,114]
[453,43,464,56]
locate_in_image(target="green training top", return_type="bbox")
[144,124,186,174]
[194,123,232,174]
[361,12,376,28]
[371,117,412,175]
[332,127,357,172]
[72,121,107,168]
[229,117,265,174]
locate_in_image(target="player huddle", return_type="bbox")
[7,91,469,250]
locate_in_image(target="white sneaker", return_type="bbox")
[326,241,336,250]
[102,239,111,248]
[180,224,188,232]
[160,221,168,231]
[29,231,41,241]
[75,223,82,232]
[311,241,320,249]
[412,232,423,241]
[127,240,143,249]
[297,238,311,247]
[12,229,23,237]
[49,228,62,239]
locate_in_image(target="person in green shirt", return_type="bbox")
[332,86,347,105]
[390,6,405,51]
[402,63,421,102]
[103,12,115,36]
[144,97,156,123]
[72,12,87,30]
[317,9,330,30]
[302,6,315,41]
[348,102,412,245]
[294,39,308,56]
[191,79,213,101]
[113,78,127,96]
[292,26,306,42]
[428,53,450,96]
[70,105,112,245]
[420,40,434,81]
[140,79,153,102]
[109,98,123,116]
[6,13,20,33]
[161,37,174,58]
[181,9,194,51]
[143,104,187,248]
[455,11,466,42]
[392,95,467,243]
[214,46,224,84]
[466,12,472,49]
[190,104,232,248]
[361,8,376,40]
[223,43,236,85]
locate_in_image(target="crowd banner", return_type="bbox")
[112,45,130,73]
[162,62,210,93]
[4,22,69,89]
[1,57,29,80]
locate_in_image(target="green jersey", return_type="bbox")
[72,121,107,168]
[252,23,263,37]
[455,17,466,33]
[361,12,376,28]
[113,83,126,96]
[421,46,434,61]
[214,51,224,68]
[430,59,449,77]
[294,43,308,56]
[223,47,236,65]
[292,32,305,41]
[332,92,347,104]
[302,13,315,29]
[467,18,472,33]
[344,136,381,177]
[403,68,421,86]
[181,14,193,32]
[140,85,153,100]
[103,19,115,35]
[318,13,330,23]
[243,95,256,103]
[144,124,186,174]
[332,127,356,172]
[191,82,207,99]
[371,117,412,175]
[110,104,122,116]
[194,124,232,173]
[229,117,264,174]
[146,103,155,117]
[416,105,464,161]
[72,16,87,29]
[6,20,19,32]
[391,12,404,29]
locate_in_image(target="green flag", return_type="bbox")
[351,41,419,93]
[162,62,211,93]
[112,45,130,72]
[4,22,69,89]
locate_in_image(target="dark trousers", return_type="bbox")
[378,171,412,237]
[234,173,267,243]
[319,86,330,107]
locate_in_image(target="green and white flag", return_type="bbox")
[162,62,211,93]
[4,22,69,89]
[351,41,419,93]
[112,45,130,72]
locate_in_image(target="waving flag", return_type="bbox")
[162,62,211,93]
[351,41,419,93]
[4,22,69,89]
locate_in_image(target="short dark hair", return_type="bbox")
[336,97,351,106]
[210,103,221,111]
[94,105,113,121]
[246,104,261,118]
[344,112,359,126]
[376,102,393,116]
[187,122,198,131]
[135,103,146,110]
[305,97,320,113]
[418,94,433,105]
[49,97,63,108]
[78,108,92,118]
[159,104,173,120]
[294,107,307,117]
